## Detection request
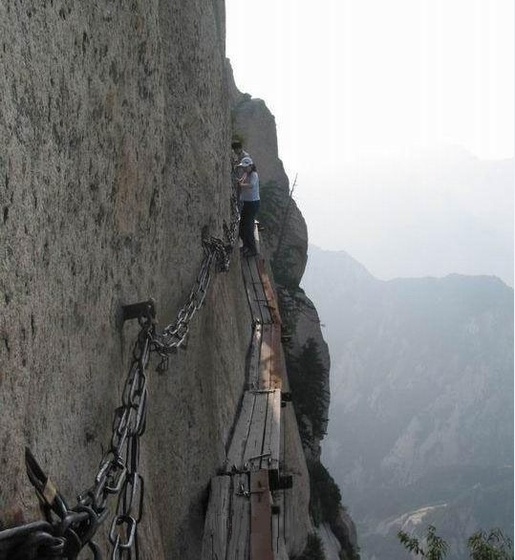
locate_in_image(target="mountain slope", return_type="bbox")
[302,246,514,560]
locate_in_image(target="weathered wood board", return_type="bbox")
[227,473,251,560]
[243,392,268,470]
[257,259,283,326]
[226,392,256,470]
[247,323,262,390]
[250,470,274,560]
[261,389,281,472]
[201,476,231,560]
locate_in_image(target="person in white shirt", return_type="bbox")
[237,156,260,257]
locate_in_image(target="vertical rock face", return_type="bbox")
[0,3,251,559]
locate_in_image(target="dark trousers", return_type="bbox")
[240,200,260,253]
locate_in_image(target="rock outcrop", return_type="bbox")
[227,61,308,287]
[230,77,359,559]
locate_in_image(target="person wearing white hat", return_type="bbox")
[237,156,260,257]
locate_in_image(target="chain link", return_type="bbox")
[86,326,151,559]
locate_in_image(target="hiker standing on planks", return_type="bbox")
[237,156,260,257]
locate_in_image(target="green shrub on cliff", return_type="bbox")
[294,533,326,560]
[288,337,328,441]
[309,460,343,527]
[398,526,513,559]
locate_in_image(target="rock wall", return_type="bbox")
[0,3,251,559]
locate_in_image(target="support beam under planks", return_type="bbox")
[259,324,274,389]
[271,489,289,560]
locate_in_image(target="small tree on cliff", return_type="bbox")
[398,526,513,560]
[294,533,325,560]
[288,337,328,442]
[308,460,342,526]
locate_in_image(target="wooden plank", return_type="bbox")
[247,323,262,390]
[227,473,251,560]
[271,490,289,560]
[226,392,256,471]
[269,325,284,390]
[243,392,268,471]
[273,327,288,387]
[201,476,231,560]
[247,256,273,324]
[254,223,261,253]
[257,259,283,326]
[261,389,281,472]
[242,256,261,322]
[242,257,263,323]
[260,325,285,390]
[250,470,274,560]
[259,325,271,389]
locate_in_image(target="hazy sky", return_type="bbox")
[226,0,514,283]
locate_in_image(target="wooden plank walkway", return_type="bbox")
[242,256,273,325]
[202,225,292,560]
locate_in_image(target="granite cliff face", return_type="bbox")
[0,4,356,560]
[1,3,250,558]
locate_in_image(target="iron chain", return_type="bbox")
[151,205,240,363]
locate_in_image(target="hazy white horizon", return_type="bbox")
[226,0,513,169]
[226,0,514,285]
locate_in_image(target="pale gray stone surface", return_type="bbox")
[0,2,249,558]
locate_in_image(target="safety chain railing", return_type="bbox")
[0,199,240,560]
[153,193,240,371]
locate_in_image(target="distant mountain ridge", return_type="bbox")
[301,245,514,560]
[296,151,514,286]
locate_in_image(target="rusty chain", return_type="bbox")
[0,196,240,559]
